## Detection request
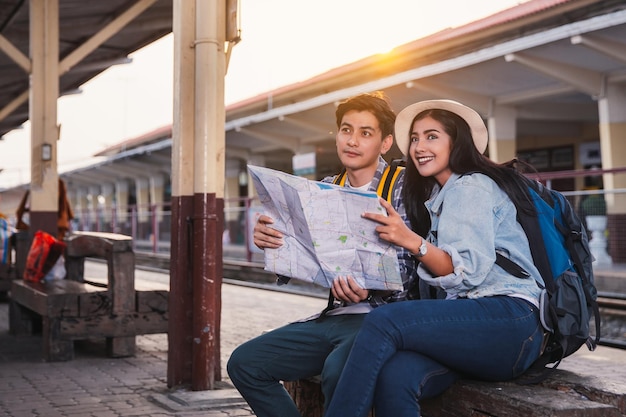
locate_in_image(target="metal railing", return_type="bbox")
[64,167,626,266]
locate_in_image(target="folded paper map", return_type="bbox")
[248,165,402,291]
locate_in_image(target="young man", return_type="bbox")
[227,92,418,417]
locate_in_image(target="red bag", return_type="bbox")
[23,230,66,283]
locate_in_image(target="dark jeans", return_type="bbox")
[324,297,544,417]
[227,314,365,417]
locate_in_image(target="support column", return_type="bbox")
[75,187,88,229]
[487,105,517,163]
[28,0,60,236]
[88,185,100,231]
[150,174,165,222]
[598,83,626,262]
[135,177,150,223]
[115,179,130,225]
[190,0,226,390]
[101,183,115,224]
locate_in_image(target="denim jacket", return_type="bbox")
[418,172,543,305]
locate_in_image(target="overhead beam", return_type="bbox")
[225,10,626,133]
[406,81,491,115]
[59,0,157,73]
[0,34,31,72]
[0,0,158,125]
[495,84,576,104]
[571,34,626,65]
[236,126,299,151]
[278,115,332,135]
[124,159,171,175]
[504,52,603,97]
[0,90,28,123]
[95,162,152,179]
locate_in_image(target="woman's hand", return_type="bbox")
[253,214,283,249]
[331,276,369,303]
[362,199,421,252]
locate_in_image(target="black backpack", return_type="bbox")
[497,176,601,380]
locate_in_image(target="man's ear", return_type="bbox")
[380,134,393,155]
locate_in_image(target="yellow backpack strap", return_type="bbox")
[376,161,405,203]
[333,170,347,186]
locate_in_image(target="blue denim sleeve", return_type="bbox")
[419,179,498,296]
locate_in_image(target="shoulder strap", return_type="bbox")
[332,159,404,203]
[333,159,404,203]
[377,160,405,203]
[332,170,347,186]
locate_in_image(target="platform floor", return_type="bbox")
[0,262,625,416]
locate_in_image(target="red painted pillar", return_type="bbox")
[168,0,228,391]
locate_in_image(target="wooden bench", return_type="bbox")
[8,231,168,361]
[0,263,16,296]
[284,368,626,416]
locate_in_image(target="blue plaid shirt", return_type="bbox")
[321,156,419,312]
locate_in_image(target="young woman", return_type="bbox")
[323,100,546,417]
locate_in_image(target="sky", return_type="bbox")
[0,0,526,189]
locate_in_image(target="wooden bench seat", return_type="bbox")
[0,263,16,295]
[284,367,626,416]
[9,231,168,361]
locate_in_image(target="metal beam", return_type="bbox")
[279,115,332,135]
[495,84,576,105]
[406,81,491,115]
[224,9,626,133]
[504,52,603,97]
[236,126,299,151]
[571,34,626,65]
[59,0,157,74]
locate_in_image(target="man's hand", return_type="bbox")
[331,276,369,303]
[253,214,283,249]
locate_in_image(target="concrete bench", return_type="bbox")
[283,367,626,416]
[8,231,168,361]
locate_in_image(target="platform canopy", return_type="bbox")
[0,0,172,140]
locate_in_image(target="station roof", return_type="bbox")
[2,0,626,195]
[0,0,172,139]
[220,0,626,174]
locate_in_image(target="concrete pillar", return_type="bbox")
[246,155,265,198]
[28,0,60,236]
[101,183,115,223]
[597,83,626,262]
[487,105,517,163]
[115,179,129,224]
[75,187,88,229]
[169,0,229,390]
[135,177,150,223]
[150,174,165,222]
[88,185,100,231]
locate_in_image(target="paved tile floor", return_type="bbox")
[1,263,625,416]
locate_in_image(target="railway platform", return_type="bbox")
[0,262,625,416]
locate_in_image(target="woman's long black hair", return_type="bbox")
[402,108,534,237]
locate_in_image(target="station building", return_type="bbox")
[2,0,626,261]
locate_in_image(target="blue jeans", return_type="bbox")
[227,314,365,417]
[324,296,544,417]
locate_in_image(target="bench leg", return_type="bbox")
[9,300,36,335]
[43,317,74,361]
[284,379,374,417]
[106,336,136,358]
